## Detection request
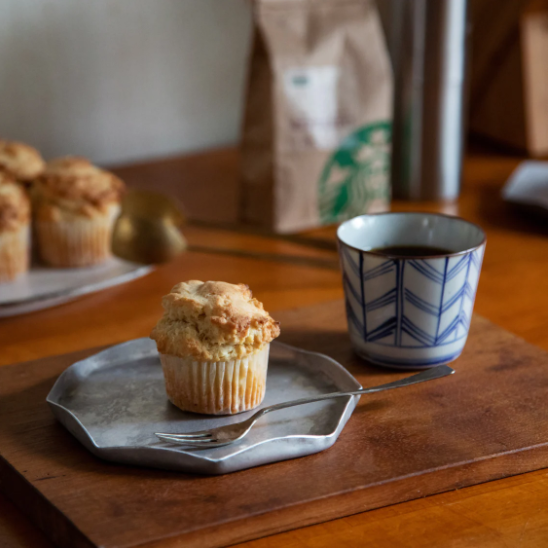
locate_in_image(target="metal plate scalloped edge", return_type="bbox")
[46,339,361,475]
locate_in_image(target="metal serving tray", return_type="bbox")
[47,339,361,474]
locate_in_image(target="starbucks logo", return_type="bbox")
[318,121,391,224]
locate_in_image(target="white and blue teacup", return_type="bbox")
[337,213,486,369]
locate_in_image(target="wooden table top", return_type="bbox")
[1,146,548,548]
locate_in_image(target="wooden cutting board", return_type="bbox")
[2,300,548,548]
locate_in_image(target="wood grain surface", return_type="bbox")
[1,146,548,547]
[3,302,548,548]
[469,0,548,155]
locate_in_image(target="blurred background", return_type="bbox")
[0,0,253,165]
[2,0,545,167]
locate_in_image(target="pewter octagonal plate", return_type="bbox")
[47,339,361,474]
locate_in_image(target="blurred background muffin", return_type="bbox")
[33,156,125,267]
[0,139,45,189]
[0,171,31,281]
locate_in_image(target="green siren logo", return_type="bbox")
[319,121,391,224]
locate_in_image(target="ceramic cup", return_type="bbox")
[337,213,486,369]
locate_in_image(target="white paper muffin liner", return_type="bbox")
[159,345,270,415]
[0,224,30,281]
[36,205,119,267]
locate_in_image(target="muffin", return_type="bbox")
[33,156,125,267]
[0,172,31,281]
[151,280,280,415]
[0,139,45,186]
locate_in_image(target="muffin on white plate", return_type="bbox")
[33,156,125,267]
[151,280,280,415]
[0,172,31,281]
[0,139,45,186]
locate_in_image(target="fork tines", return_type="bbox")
[155,432,217,444]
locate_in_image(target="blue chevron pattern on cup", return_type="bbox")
[338,213,486,368]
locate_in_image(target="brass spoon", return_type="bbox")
[112,189,187,264]
[112,189,338,269]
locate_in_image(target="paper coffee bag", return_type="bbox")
[240,0,393,233]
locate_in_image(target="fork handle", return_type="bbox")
[255,365,454,418]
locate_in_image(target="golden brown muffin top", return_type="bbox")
[0,139,45,181]
[33,156,125,219]
[151,280,281,361]
[0,172,30,231]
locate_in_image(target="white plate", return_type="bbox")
[0,258,153,317]
[502,160,548,209]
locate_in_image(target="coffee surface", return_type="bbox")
[369,245,453,257]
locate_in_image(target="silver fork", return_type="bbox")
[156,364,454,448]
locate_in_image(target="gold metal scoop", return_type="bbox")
[112,189,340,268]
[112,189,187,264]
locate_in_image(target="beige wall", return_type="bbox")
[0,0,252,165]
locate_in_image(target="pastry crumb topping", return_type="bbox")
[151,280,280,361]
